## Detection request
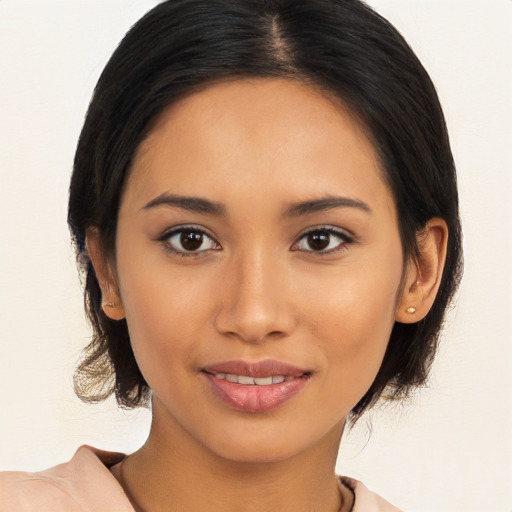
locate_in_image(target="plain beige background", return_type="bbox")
[0,1,511,511]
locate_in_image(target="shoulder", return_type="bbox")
[340,476,404,512]
[0,445,134,512]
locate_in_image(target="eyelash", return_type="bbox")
[291,227,354,255]
[157,225,354,258]
[157,225,220,258]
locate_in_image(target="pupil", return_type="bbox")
[308,232,330,251]
[181,231,203,251]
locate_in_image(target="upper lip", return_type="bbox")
[202,359,309,378]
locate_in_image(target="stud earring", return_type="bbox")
[406,307,416,314]
[103,301,116,308]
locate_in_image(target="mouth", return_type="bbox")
[205,373,297,386]
[201,359,312,413]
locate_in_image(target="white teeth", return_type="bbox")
[254,376,273,386]
[213,373,293,385]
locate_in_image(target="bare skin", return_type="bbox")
[88,78,447,512]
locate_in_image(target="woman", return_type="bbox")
[0,0,462,510]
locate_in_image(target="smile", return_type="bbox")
[210,373,293,385]
[201,360,311,413]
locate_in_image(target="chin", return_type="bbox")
[212,437,305,464]
[202,419,338,465]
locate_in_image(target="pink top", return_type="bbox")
[0,445,403,511]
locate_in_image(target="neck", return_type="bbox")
[114,398,349,512]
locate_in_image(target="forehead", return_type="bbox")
[124,78,393,217]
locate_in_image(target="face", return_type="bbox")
[111,78,406,462]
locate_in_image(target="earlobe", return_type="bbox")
[85,228,125,321]
[395,218,448,324]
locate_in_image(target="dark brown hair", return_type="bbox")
[68,0,463,420]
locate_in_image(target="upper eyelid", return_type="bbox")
[157,224,217,241]
[296,225,354,240]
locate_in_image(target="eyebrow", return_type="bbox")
[142,193,226,216]
[283,196,372,217]
[142,193,371,217]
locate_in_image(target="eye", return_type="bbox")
[292,227,352,254]
[159,226,220,256]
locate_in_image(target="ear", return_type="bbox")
[85,228,125,321]
[395,218,448,324]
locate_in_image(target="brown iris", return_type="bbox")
[180,231,203,251]
[307,231,331,251]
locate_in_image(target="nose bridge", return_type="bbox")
[214,245,296,343]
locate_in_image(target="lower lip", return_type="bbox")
[203,372,309,413]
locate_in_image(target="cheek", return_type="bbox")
[115,248,216,389]
[301,252,402,401]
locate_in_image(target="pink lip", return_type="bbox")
[201,359,311,413]
[202,359,308,378]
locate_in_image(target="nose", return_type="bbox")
[213,249,297,344]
